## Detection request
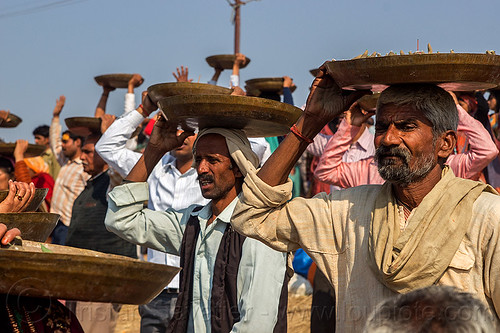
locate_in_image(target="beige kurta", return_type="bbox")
[231,171,500,332]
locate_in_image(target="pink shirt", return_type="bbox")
[314,105,499,188]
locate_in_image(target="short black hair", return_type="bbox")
[0,157,14,175]
[33,125,50,138]
[62,130,84,146]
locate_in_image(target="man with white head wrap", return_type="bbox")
[105,113,289,333]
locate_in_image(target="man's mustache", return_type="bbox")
[375,146,411,164]
[197,174,214,182]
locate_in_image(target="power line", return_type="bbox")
[0,0,89,19]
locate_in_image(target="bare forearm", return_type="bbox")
[95,92,109,118]
[257,116,324,186]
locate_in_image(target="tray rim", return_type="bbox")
[324,53,500,92]
[157,94,302,137]
[147,82,232,104]
[205,54,251,70]
[0,241,180,304]
[94,73,144,89]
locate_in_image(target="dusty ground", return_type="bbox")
[114,293,313,333]
[114,305,141,333]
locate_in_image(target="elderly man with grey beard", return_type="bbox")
[230,67,500,332]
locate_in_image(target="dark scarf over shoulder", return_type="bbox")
[168,208,288,333]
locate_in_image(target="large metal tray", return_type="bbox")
[0,212,58,241]
[65,117,101,137]
[245,77,297,97]
[95,73,144,89]
[147,82,232,104]
[325,53,500,92]
[206,54,251,70]
[158,94,302,137]
[0,113,22,128]
[0,240,180,304]
[0,143,45,157]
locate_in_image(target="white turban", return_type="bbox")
[192,128,259,176]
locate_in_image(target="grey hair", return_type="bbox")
[377,84,458,136]
[363,286,497,333]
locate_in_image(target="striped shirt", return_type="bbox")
[50,158,89,226]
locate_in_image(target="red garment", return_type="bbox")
[32,172,55,207]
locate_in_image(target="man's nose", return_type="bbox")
[197,159,209,173]
[380,124,401,146]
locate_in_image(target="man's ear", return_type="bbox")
[75,137,83,148]
[437,130,456,159]
[232,164,243,178]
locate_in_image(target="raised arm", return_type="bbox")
[124,74,143,114]
[257,66,366,186]
[95,92,154,178]
[446,104,499,180]
[105,180,191,255]
[282,76,295,105]
[124,93,193,183]
[50,95,66,165]
[208,68,223,85]
[231,66,366,254]
[94,85,115,118]
[230,53,247,88]
[13,140,31,184]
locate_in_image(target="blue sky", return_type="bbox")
[0,0,499,143]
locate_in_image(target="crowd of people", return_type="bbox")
[0,53,500,332]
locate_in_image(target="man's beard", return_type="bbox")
[375,145,435,186]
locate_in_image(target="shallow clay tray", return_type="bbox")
[65,117,101,137]
[0,143,45,157]
[0,212,58,242]
[325,53,500,92]
[158,94,302,137]
[0,188,49,212]
[148,82,232,104]
[0,240,180,304]
[206,54,251,70]
[95,74,143,89]
[310,68,320,77]
[0,113,22,128]
[245,78,297,97]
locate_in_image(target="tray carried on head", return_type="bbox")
[95,73,144,89]
[0,113,22,128]
[309,68,320,77]
[245,77,297,97]
[0,143,45,157]
[0,240,180,304]
[0,212,58,242]
[0,188,49,213]
[147,82,232,104]
[206,54,251,70]
[65,117,101,137]
[158,94,302,137]
[324,53,500,92]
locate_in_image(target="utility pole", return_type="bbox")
[233,0,241,54]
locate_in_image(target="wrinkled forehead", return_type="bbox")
[194,133,230,158]
[376,103,431,125]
